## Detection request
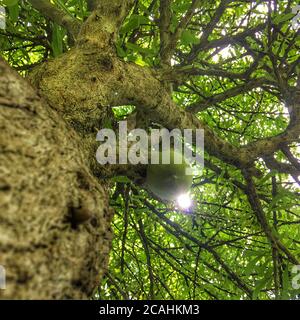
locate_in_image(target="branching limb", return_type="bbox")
[198,0,231,45]
[167,0,201,55]
[185,23,266,63]
[160,0,200,67]
[143,198,253,298]
[264,155,300,177]
[242,88,300,161]
[243,170,299,265]
[186,78,271,113]
[78,0,135,46]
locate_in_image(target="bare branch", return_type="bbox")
[281,145,300,171]
[185,23,266,63]
[28,0,81,38]
[162,66,248,82]
[169,0,201,50]
[186,78,270,113]
[159,0,172,66]
[160,0,200,67]
[242,89,300,161]
[198,0,231,45]
[243,170,299,265]
[264,155,300,176]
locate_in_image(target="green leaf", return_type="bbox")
[258,171,277,185]
[281,267,291,300]
[2,0,18,6]
[116,44,126,58]
[126,42,154,55]
[273,13,295,25]
[7,2,18,23]
[121,14,149,34]
[181,30,198,46]
[244,253,264,276]
[51,23,64,57]
[110,176,131,183]
[252,275,271,300]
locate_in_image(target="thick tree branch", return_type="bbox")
[159,0,172,67]
[78,0,135,47]
[29,42,299,180]
[28,0,81,38]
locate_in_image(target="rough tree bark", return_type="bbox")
[0,58,113,299]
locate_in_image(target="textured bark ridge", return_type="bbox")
[0,58,113,299]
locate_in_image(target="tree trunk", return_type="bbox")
[0,58,113,299]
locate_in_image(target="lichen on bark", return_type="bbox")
[0,57,113,299]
